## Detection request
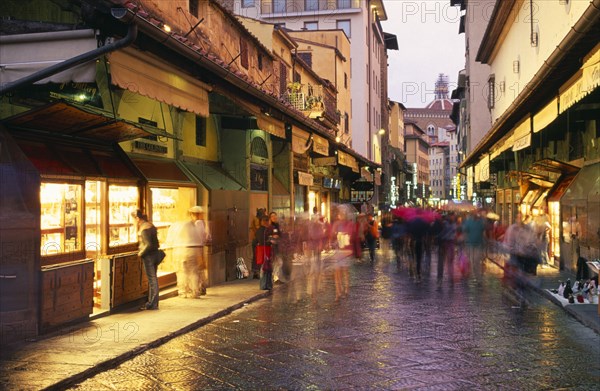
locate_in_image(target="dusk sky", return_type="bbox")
[382,0,466,108]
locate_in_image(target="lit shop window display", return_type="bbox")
[150,187,196,245]
[40,182,83,255]
[85,180,103,254]
[108,185,139,247]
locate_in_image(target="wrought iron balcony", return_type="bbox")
[283,83,340,127]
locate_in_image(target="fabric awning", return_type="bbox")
[512,117,531,151]
[490,131,514,160]
[256,114,286,139]
[3,101,175,142]
[182,161,245,191]
[0,29,97,86]
[108,48,211,117]
[131,157,193,184]
[474,155,490,182]
[13,137,140,180]
[533,98,558,133]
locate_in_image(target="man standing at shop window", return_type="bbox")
[189,205,211,295]
[132,209,161,310]
[166,206,211,298]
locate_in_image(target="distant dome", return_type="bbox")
[425,98,454,110]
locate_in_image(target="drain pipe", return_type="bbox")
[0,9,137,96]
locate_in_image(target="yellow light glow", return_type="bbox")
[163,24,171,32]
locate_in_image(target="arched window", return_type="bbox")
[427,125,435,135]
[250,137,268,159]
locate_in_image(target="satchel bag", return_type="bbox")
[157,249,166,264]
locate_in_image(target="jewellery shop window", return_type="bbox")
[151,187,196,244]
[40,182,83,258]
[108,184,139,248]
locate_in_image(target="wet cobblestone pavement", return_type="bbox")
[70,252,600,390]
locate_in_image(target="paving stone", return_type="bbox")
[68,254,600,389]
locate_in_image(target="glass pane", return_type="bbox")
[306,0,318,11]
[151,187,196,245]
[338,0,351,9]
[40,183,82,255]
[85,180,103,253]
[274,0,286,13]
[336,20,351,38]
[108,185,139,247]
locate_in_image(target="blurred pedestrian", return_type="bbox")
[380,211,393,260]
[437,213,457,283]
[462,210,486,280]
[165,206,210,299]
[365,213,379,264]
[132,209,161,310]
[250,208,266,279]
[533,207,551,267]
[256,215,274,290]
[309,207,326,265]
[189,205,211,295]
[407,209,430,282]
[354,213,367,260]
[504,212,541,276]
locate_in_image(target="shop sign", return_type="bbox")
[337,151,359,172]
[351,190,373,203]
[297,171,313,186]
[391,176,399,206]
[512,132,531,151]
[133,140,168,154]
[311,134,329,156]
[505,189,512,203]
[313,156,337,166]
[361,167,373,182]
[374,170,381,186]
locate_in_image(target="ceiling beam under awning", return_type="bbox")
[2,101,177,143]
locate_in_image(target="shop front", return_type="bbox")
[9,134,144,328]
[0,100,178,333]
[129,156,197,289]
[558,163,600,273]
[181,160,247,284]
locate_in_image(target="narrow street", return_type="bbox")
[70,251,600,390]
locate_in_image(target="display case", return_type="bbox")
[108,184,139,248]
[150,186,196,244]
[40,182,83,256]
[85,180,104,254]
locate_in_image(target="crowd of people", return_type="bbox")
[132,201,563,309]
[247,203,561,296]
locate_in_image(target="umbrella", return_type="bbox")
[392,206,417,221]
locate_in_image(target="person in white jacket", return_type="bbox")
[165,206,211,298]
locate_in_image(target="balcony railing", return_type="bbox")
[261,0,360,15]
[284,83,340,126]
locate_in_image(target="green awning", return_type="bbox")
[181,162,245,191]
